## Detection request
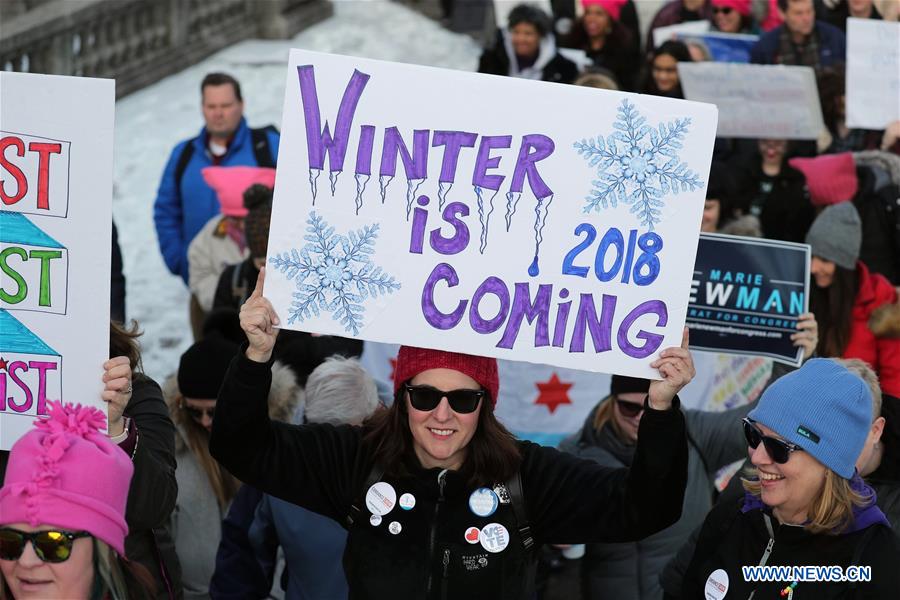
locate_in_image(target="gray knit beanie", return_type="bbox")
[805,202,861,270]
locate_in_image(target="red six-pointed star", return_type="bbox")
[534,373,573,414]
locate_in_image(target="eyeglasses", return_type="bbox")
[404,384,485,414]
[742,418,804,464]
[615,398,645,418]
[712,6,734,14]
[0,528,92,563]
[182,403,215,422]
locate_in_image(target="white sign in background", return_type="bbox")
[678,62,824,140]
[0,72,113,450]
[266,50,717,378]
[846,18,900,130]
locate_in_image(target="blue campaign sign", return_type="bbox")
[688,234,810,365]
[676,32,759,63]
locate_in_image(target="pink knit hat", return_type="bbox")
[581,0,627,22]
[711,0,752,17]
[0,402,133,556]
[788,153,859,207]
[202,166,276,217]
[393,346,500,409]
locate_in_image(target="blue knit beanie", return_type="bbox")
[747,359,872,479]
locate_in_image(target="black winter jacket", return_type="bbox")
[125,375,182,599]
[210,351,689,599]
[478,30,579,85]
[683,496,900,599]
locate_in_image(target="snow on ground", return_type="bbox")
[114,1,481,383]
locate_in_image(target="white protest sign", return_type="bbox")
[267,50,717,378]
[653,20,710,49]
[678,62,824,139]
[494,0,554,29]
[1,73,113,449]
[846,18,900,130]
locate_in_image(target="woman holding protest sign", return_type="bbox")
[806,202,900,397]
[681,358,900,599]
[210,268,694,599]
[0,401,155,599]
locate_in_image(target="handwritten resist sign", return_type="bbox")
[266,51,717,377]
[0,72,113,449]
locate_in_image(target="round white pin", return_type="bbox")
[369,514,382,526]
[468,487,499,517]
[388,521,402,535]
[479,523,509,553]
[704,569,729,600]
[464,526,481,544]
[399,493,416,510]
[365,482,396,516]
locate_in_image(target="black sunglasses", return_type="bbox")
[712,6,733,14]
[0,528,92,563]
[742,418,804,464]
[182,403,215,421]
[615,397,645,418]
[404,384,485,414]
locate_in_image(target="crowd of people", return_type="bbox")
[2,0,900,598]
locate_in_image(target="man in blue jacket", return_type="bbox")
[750,0,845,68]
[153,73,280,332]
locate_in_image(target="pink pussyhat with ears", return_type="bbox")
[0,401,134,555]
[202,166,276,217]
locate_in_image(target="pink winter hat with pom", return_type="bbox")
[202,166,276,217]
[0,401,134,556]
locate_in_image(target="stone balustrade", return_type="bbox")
[0,0,332,97]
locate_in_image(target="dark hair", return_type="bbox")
[642,41,692,97]
[817,64,846,132]
[507,4,552,37]
[361,387,521,488]
[705,161,741,224]
[243,183,273,211]
[564,15,634,59]
[811,264,858,357]
[201,72,243,102]
[777,0,810,11]
[109,320,143,373]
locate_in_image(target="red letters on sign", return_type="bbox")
[0,135,62,210]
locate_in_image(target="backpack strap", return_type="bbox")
[231,263,247,307]
[346,463,385,528]
[250,126,278,168]
[173,140,196,193]
[506,470,534,552]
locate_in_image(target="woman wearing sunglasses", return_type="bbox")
[210,269,694,599]
[709,0,760,34]
[0,401,155,599]
[682,359,900,599]
[165,330,302,600]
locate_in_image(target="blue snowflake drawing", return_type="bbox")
[269,211,400,335]
[573,98,704,229]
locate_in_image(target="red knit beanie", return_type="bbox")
[393,346,500,408]
[788,153,859,207]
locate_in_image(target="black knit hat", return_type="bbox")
[177,336,239,399]
[610,375,650,396]
[243,183,273,259]
[507,4,552,37]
